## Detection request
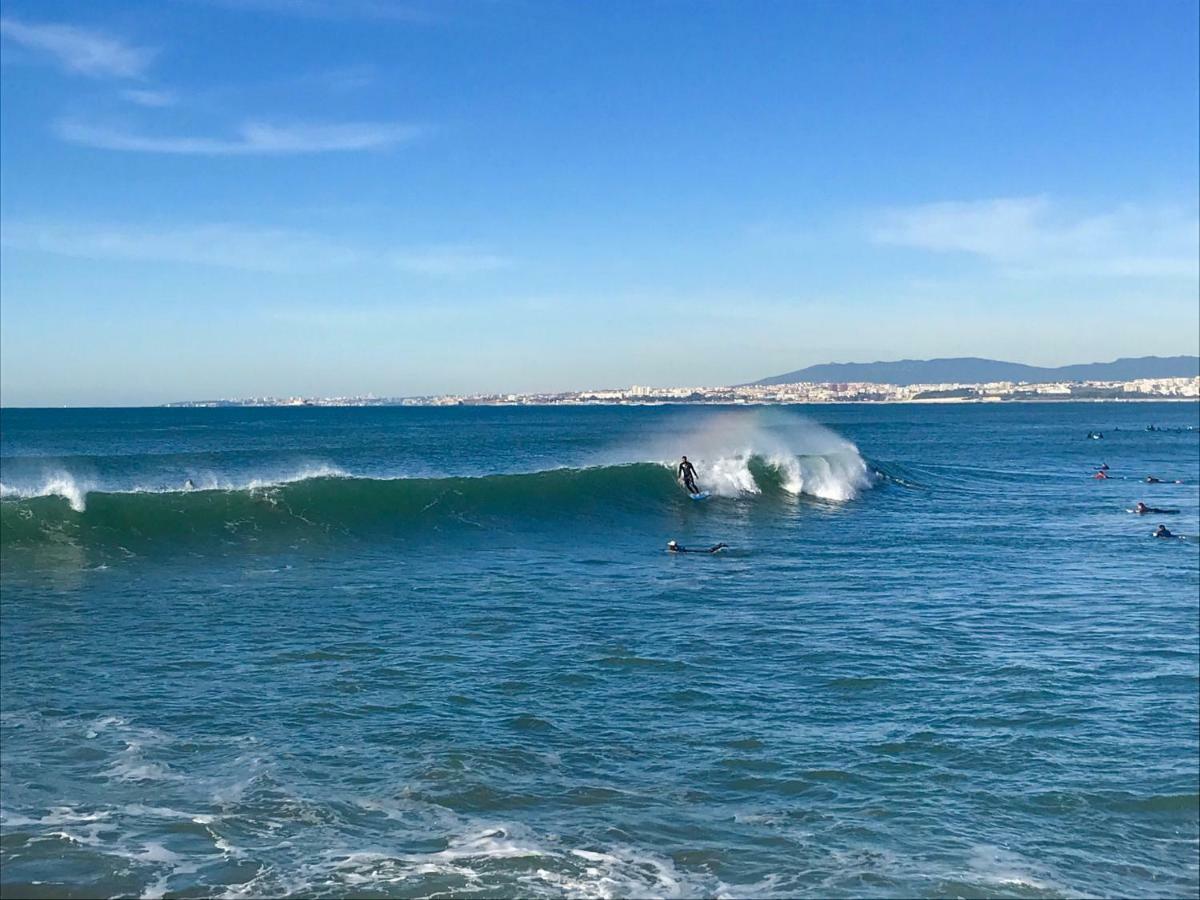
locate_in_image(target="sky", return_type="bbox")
[1,0,1197,406]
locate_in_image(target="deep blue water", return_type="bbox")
[2,403,1198,899]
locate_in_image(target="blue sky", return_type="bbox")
[1,0,1197,405]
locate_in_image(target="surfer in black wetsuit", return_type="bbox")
[678,456,700,494]
[1135,501,1178,515]
[667,540,726,554]
[1153,524,1176,539]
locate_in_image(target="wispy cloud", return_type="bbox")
[391,246,512,276]
[54,118,426,155]
[869,196,1199,279]
[1,221,362,272]
[0,17,155,78]
[196,0,439,23]
[120,88,178,108]
[295,64,378,93]
[2,221,511,277]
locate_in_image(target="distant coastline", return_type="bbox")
[163,376,1200,408]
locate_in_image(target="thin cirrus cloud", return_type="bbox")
[197,0,439,23]
[0,221,363,273]
[54,118,427,155]
[1,220,510,277]
[391,246,512,276]
[119,88,178,108]
[869,196,1200,279]
[0,16,155,78]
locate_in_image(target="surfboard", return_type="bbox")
[689,491,710,501]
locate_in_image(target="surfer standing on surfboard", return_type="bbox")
[678,456,700,494]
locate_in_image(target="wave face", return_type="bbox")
[0,456,872,553]
[0,408,876,553]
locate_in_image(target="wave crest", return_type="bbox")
[2,411,875,554]
[1,458,873,554]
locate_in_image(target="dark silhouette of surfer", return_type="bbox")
[678,456,700,494]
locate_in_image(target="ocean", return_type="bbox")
[1,402,1197,899]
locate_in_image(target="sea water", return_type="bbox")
[1,403,1197,898]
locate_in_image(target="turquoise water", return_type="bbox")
[2,403,1198,898]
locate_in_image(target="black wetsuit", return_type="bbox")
[670,543,727,554]
[678,460,699,493]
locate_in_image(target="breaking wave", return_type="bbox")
[1,461,872,552]
[1,411,875,553]
[0,464,349,513]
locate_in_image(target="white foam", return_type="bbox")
[42,824,106,847]
[2,807,112,828]
[0,473,91,512]
[965,844,1059,892]
[133,842,183,864]
[781,448,874,501]
[428,827,548,861]
[0,464,350,512]
[604,408,876,501]
[248,823,735,900]
[700,453,764,496]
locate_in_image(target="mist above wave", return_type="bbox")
[597,408,875,501]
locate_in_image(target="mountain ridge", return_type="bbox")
[751,355,1200,387]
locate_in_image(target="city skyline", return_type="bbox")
[2,0,1198,406]
[4,353,1199,408]
[162,376,1200,409]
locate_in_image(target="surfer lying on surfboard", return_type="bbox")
[678,455,701,494]
[1133,501,1179,515]
[667,540,726,554]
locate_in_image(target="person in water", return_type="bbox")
[1093,470,1109,479]
[1135,501,1178,515]
[667,540,726,554]
[678,455,700,494]
[1153,524,1175,539]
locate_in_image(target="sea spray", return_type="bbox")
[0,472,92,513]
[596,407,875,500]
[0,463,350,512]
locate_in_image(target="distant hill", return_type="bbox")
[752,356,1200,386]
